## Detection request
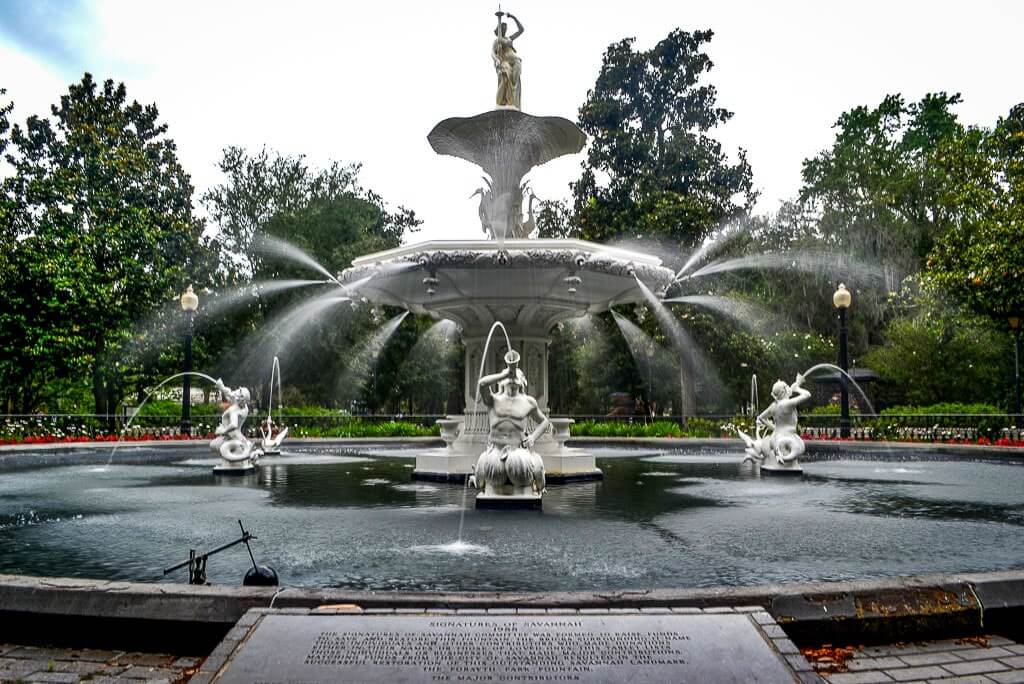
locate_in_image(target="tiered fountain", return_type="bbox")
[339,12,674,482]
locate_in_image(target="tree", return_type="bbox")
[1,75,209,416]
[926,104,1024,323]
[542,29,756,416]
[863,287,1010,408]
[557,29,755,250]
[203,146,417,280]
[800,93,966,282]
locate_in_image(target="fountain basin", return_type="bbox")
[3,442,1023,592]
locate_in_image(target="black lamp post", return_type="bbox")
[180,285,199,435]
[1011,315,1022,417]
[833,283,852,438]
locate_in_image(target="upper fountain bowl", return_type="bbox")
[428,110,585,183]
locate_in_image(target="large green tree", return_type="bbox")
[537,29,757,416]
[926,104,1024,323]
[550,29,755,250]
[800,93,965,280]
[1,75,209,415]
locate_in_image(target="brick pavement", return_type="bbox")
[0,644,202,683]
[804,635,1024,684]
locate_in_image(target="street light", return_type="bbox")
[1010,315,1022,417]
[180,285,199,436]
[833,283,852,438]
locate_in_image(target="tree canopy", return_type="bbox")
[546,29,755,252]
[0,75,210,415]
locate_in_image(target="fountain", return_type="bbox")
[339,12,675,482]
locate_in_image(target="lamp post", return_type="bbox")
[1011,316,1022,417]
[833,283,852,438]
[180,285,199,436]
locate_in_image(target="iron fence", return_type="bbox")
[1,412,1021,444]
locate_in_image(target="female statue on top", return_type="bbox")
[492,11,524,109]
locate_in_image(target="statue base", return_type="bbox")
[213,461,257,475]
[760,462,803,476]
[416,414,602,482]
[476,492,542,510]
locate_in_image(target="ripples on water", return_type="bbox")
[0,447,1022,590]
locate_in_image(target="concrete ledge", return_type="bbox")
[1,570,1021,645]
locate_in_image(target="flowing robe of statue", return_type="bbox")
[493,38,522,109]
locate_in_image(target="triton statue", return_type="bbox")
[473,349,548,504]
[211,379,261,473]
[739,373,810,475]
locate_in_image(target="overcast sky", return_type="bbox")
[2,0,1022,244]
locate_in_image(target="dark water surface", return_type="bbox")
[1,446,1022,591]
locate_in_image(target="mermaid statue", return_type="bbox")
[473,350,548,501]
[738,373,810,475]
[211,379,261,473]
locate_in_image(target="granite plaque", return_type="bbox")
[215,612,798,683]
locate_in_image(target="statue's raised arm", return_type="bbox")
[505,12,524,41]
[478,366,509,407]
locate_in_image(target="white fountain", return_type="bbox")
[339,11,674,482]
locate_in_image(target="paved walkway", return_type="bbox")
[804,635,1024,684]
[0,644,202,683]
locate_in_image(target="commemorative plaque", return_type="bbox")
[214,612,799,683]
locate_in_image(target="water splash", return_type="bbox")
[123,279,327,363]
[412,541,491,556]
[267,356,283,424]
[468,322,513,435]
[663,295,777,334]
[801,362,876,415]
[108,370,222,465]
[336,311,410,404]
[232,290,352,380]
[673,221,746,281]
[685,250,885,284]
[254,233,342,285]
[610,311,673,390]
[633,277,726,399]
